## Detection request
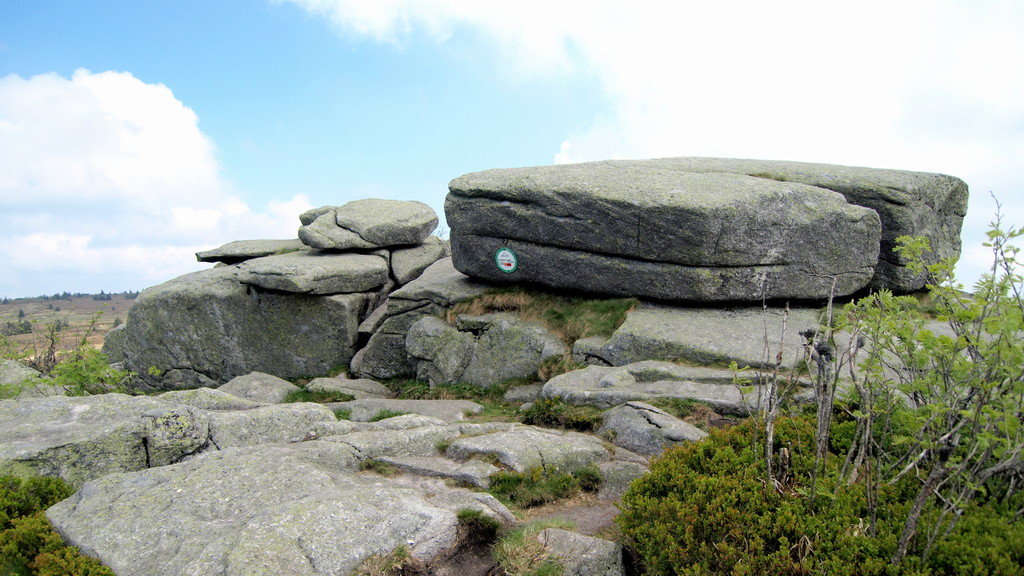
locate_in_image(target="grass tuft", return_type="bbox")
[284,389,355,404]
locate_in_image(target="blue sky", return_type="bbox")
[1,0,1022,298]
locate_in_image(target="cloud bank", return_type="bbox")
[284,0,1024,286]
[0,69,311,297]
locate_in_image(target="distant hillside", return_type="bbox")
[0,291,138,353]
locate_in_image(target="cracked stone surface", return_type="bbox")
[598,401,707,456]
[298,199,439,251]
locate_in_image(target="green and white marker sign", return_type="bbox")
[495,247,518,274]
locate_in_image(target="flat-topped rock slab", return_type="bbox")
[299,199,439,250]
[447,161,883,301]
[237,250,389,295]
[195,239,306,264]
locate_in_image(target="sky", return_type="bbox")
[1,0,1022,298]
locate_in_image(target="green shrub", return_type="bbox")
[283,389,355,404]
[488,465,600,509]
[368,409,410,422]
[617,416,1024,576]
[518,397,602,432]
[0,475,113,576]
[456,508,501,543]
[358,459,399,477]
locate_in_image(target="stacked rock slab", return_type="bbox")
[446,158,969,301]
[108,199,445,390]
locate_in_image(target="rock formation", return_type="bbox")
[446,157,968,300]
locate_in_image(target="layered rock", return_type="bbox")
[447,162,882,302]
[108,199,446,390]
[406,314,566,386]
[446,158,968,300]
[357,258,491,380]
[298,199,438,250]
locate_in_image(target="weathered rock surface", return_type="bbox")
[597,460,649,501]
[155,387,267,411]
[629,157,969,291]
[446,426,611,473]
[218,371,300,404]
[206,403,340,449]
[330,398,484,423]
[109,265,372,390]
[391,236,449,285]
[539,528,624,576]
[306,376,391,399]
[543,360,812,414]
[447,161,884,301]
[593,302,826,369]
[237,250,390,295]
[407,314,566,386]
[195,239,306,264]
[0,360,55,398]
[599,401,708,456]
[0,394,184,487]
[299,199,439,250]
[358,258,491,379]
[47,443,512,576]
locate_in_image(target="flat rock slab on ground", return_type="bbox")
[543,360,812,415]
[445,426,611,473]
[48,443,513,576]
[195,239,306,264]
[539,528,624,576]
[447,160,884,301]
[306,376,391,399]
[299,199,439,250]
[599,401,708,456]
[593,302,827,369]
[218,371,300,404]
[329,398,484,423]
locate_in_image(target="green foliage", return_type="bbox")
[389,378,520,421]
[492,520,570,576]
[333,408,352,421]
[456,508,501,543]
[283,389,355,404]
[618,416,1024,576]
[358,459,399,477]
[368,409,410,422]
[518,397,603,432]
[48,347,129,396]
[488,465,599,508]
[0,475,113,576]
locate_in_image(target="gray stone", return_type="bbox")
[391,236,448,285]
[539,528,624,576]
[47,443,512,576]
[597,461,649,501]
[0,394,172,488]
[599,401,707,456]
[0,360,56,399]
[298,199,439,250]
[219,372,301,404]
[630,157,969,292]
[196,239,306,264]
[542,361,812,415]
[358,258,491,380]
[306,376,391,399]
[156,387,267,411]
[595,302,827,369]
[101,324,127,364]
[446,425,610,473]
[206,402,339,449]
[142,406,210,467]
[324,425,461,459]
[447,162,882,301]
[329,398,484,423]
[406,313,566,386]
[237,250,389,294]
[118,265,371,390]
[573,336,611,366]
[504,383,544,403]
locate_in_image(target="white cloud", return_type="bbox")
[286,0,1024,286]
[0,69,311,297]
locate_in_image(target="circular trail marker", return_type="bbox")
[495,247,518,274]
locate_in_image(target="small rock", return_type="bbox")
[219,372,301,404]
[538,528,624,576]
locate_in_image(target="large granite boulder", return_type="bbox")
[109,265,373,390]
[598,401,707,456]
[357,258,491,380]
[447,158,969,299]
[447,162,882,302]
[298,199,439,250]
[631,157,969,291]
[47,443,512,576]
[406,314,566,386]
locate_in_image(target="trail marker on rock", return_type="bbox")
[495,247,518,274]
